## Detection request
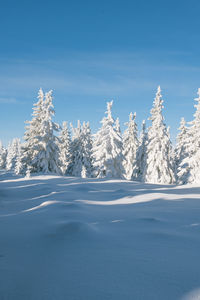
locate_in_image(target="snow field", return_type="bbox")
[1,172,200,299]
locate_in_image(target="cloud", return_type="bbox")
[0,51,199,100]
[0,97,18,104]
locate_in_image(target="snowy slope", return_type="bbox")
[1,171,200,300]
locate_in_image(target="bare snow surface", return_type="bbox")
[1,172,200,300]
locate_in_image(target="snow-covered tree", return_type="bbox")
[67,121,84,177]
[67,121,93,177]
[81,122,93,177]
[17,88,45,174]
[6,138,21,171]
[15,148,23,175]
[136,120,148,181]
[93,101,125,178]
[177,89,200,184]
[123,112,139,180]
[32,90,60,174]
[0,141,7,169]
[17,89,60,175]
[175,118,189,183]
[142,86,175,184]
[6,142,13,171]
[58,121,72,175]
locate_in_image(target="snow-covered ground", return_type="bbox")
[1,172,200,300]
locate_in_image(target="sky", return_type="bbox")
[1,0,200,145]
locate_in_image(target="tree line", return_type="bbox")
[0,86,199,184]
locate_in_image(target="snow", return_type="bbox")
[93,101,125,179]
[143,86,175,184]
[1,171,200,300]
[123,112,139,180]
[177,89,200,184]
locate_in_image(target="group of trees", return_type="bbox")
[0,86,200,185]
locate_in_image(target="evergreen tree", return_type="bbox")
[175,118,188,182]
[93,101,125,178]
[58,121,72,175]
[6,138,21,171]
[0,141,7,169]
[136,120,148,181]
[81,122,93,177]
[68,121,84,177]
[142,86,175,184]
[123,112,139,180]
[68,121,94,178]
[15,147,23,175]
[6,142,12,171]
[17,88,45,174]
[178,89,200,184]
[32,90,60,174]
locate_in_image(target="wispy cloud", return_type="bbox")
[0,97,18,104]
[0,50,199,146]
[0,51,199,105]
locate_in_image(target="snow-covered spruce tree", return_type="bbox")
[81,121,93,177]
[67,121,93,177]
[142,86,175,184]
[6,138,21,171]
[175,118,189,183]
[0,141,7,169]
[17,88,45,174]
[167,125,176,181]
[6,142,13,171]
[58,121,72,175]
[67,121,84,177]
[93,101,125,178]
[15,146,23,175]
[123,112,139,180]
[32,90,60,174]
[136,120,148,181]
[177,89,200,184]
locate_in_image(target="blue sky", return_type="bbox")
[1,0,200,144]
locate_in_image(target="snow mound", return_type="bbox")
[45,220,98,240]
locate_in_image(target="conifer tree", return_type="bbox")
[15,147,23,175]
[175,118,188,182]
[0,141,7,169]
[81,122,93,177]
[68,121,84,177]
[93,101,125,178]
[178,89,200,183]
[58,121,72,175]
[32,90,60,174]
[136,120,148,180]
[67,121,93,177]
[142,86,175,184]
[17,88,45,174]
[123,112,139,180]
[6,138,21,171]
